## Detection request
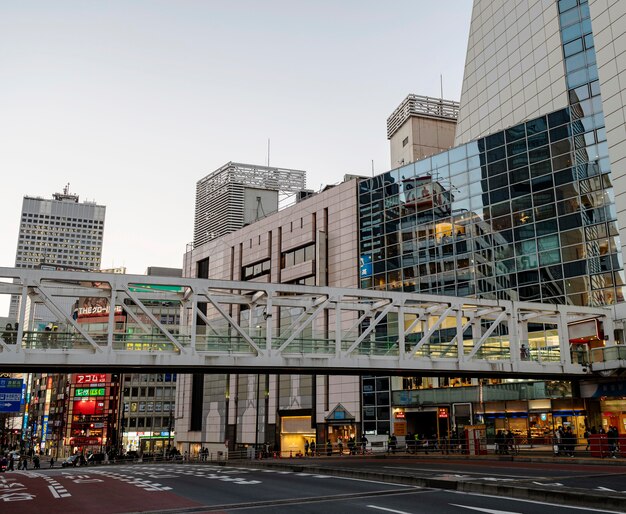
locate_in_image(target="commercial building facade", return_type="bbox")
[178,177,362,456]
[176,0,626,451]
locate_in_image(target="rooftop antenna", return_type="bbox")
[440,74,444,99]
[267,138,271,167]
[371,159,375,177]
[64,183,70,195]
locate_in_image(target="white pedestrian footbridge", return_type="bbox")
[0,267,623,377]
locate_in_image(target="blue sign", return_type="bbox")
[0,378,23,413]
[360,255,373,277]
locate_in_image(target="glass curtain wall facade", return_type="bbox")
[359,108,622,304]
[358,0,623,436]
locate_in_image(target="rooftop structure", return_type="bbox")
[194,162,306,246]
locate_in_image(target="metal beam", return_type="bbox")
[0,266,616,376]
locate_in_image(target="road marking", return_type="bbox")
[596,486,626,494]
[450,505,520,514]
[451,490,622,513]
[366,506,412,514]
[384,466,538,479]
[531,481,563,487]
[42,475,71,499]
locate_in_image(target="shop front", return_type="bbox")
[280,414,315,457]
[552,398,587,441]
[599,399,626,434]
[528,399,553,443]
[325,404,357,454]
[123,432,173,456]
[580,380,626,435]
[478,399,587,444]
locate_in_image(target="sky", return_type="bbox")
[0,0,473,313]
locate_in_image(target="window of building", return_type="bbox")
[281,244,315,269]
[242,259,271,281]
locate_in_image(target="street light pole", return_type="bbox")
[167,413,173,458]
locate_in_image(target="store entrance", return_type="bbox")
[406,411,437,440]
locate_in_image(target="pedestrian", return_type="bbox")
[33,454,40,469]
[563,427,575,456]
[554,427,563,456]
[310,440,316,456]
[51,324,59,348]
[388,433,397,454]
[42,322,53,349]
[304,440,309,457]
[361,435,368,455]
[520,343,529,360]
[495,430,504,454]
[8,454,14,471]
[584,428,590,451]
[406,432,414,454]
[50,457,55,468]
[608,426,619,458]
[337,437,343,456]
[506,430,515,455]
[326,440,332,456]
[1,323,13,345]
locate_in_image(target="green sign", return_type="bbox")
[75,387,105,397]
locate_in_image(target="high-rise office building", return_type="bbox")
[356,0,626,438]
[194,162,307,247]
[9,186,106,318]
[9,187,105,456]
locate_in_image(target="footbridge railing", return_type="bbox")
[0,267,618,376]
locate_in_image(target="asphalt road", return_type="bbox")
[0,461,624,513]
[269,455,626,495]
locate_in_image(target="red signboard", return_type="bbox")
[73,399,104,415]
[74,374,107,384]
[70,436,101,445]
[438,408,449,418]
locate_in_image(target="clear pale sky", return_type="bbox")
[0,1,472,312]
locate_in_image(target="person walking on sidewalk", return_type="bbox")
[388,433,397,454]
[608,426,619,458]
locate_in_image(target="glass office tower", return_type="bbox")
[357,0,625,438]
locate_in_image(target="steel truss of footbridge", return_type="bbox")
[0,267,623,377]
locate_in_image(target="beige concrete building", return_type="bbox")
[387,94,459,168]
[175,177,362,457]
